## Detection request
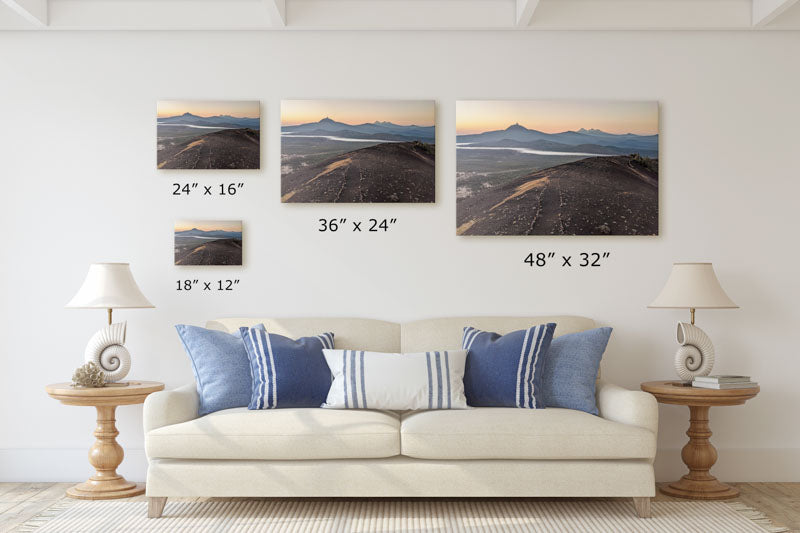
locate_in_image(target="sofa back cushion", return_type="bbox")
[401,316,595,353]
[208,317,401,352]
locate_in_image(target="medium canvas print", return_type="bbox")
[281,100,435,203]
[157,100,260,169]
[456,100,659,236]
[174,220,243,266]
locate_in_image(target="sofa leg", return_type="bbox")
[148,497,167,518]
[632,497,651,518]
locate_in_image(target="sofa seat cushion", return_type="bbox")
[146,407,400,460]
[400,408,655,460]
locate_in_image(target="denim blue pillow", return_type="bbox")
[175,324,265,416]
[462,323,556,408]
[240,327,334,409]
[542,327,613,415]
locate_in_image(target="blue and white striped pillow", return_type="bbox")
[321,349,468,410]
[462,323,556,408]
[240,327,334,409]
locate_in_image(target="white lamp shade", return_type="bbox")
[648,262,738,309]
[66,263,154,309]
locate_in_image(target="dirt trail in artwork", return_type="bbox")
[314,159,352,182]
[490,177,549,212]
[528,178,566,235]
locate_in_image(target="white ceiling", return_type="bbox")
[1,0,799,30]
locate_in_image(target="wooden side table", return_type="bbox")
[641,380,759,500]
[45,381,165,500]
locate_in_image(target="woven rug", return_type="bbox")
[16,499,788,533]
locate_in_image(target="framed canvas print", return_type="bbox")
[456,100,659,236]
[281,99,435,203]
[174,221,243,266]
[157,100,260,169]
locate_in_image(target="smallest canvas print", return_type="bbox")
[174,220,242,266]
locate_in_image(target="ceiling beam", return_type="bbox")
[1,0,47,26]
[752,0,800,26]
[516,0,540,27]
[42,0,274,30]
[285,0,512,29]
[530,0,752,30]
[264,0,286,26]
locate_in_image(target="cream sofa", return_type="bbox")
[143,316,658,518]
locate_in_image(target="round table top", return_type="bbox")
[641,380,759,407]
[45,381,165,406]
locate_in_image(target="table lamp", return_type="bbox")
[648,262,738,382]
[66,263,154,383]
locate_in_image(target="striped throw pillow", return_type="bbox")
[240,327,334,409]
[321,349,468,410]
[462,323,556,408]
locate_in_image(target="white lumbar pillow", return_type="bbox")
[322,349,468,410]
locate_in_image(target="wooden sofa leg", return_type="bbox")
[633,497,651,518]
[148,497,167,518]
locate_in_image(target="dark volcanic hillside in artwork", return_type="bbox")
[457,155,658,236]
[158,129,260,169]
[174,238,242,265]
[282,141,435,203]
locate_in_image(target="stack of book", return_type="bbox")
[692,375,758,389]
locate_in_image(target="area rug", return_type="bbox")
[15,499,788,533]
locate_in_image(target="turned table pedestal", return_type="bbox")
[45,381,164,500]
[640,380,759,500]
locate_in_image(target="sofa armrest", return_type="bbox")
[143,383,199,433]
[596,380,658,435]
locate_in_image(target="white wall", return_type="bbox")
[1,30,798,483]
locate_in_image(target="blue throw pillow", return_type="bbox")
[175,324,265,417]
[542,327,613,415]
[462,323,556,408]
[240,327,334,409]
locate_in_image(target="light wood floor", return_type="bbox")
[1,482,798,532]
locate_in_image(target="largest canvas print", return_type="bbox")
[281,100,435,203]
[456,101,659,236]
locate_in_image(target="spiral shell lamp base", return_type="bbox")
[84,321,131,383]
[673,321,715,381]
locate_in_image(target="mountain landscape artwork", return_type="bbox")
[158,101,260,169]
[174,220,243,266]
[281,100,435,202]
[456,100,659,236]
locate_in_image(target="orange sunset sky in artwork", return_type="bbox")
[282,100,434,127]
[456,100,658,136]
[174,220,242,233]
